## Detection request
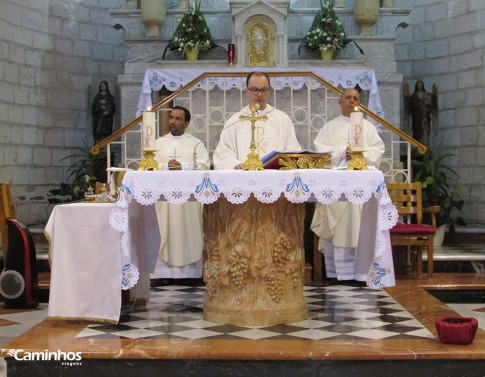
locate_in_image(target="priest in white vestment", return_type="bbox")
[213,72,301,169]
[311,87,385,282]
[153,106,210,278]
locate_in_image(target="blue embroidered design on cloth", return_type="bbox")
[121,263,134,289]
[117,183,132,204]
[285,174,309,197]
[370,262,388,286]
[195,173,219,202]
[376,180,386,193]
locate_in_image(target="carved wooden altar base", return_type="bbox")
[202,196,307,326]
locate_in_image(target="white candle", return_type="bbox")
[142,109,156,150]
[350,107,364,151]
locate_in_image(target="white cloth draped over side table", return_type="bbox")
[111,169,398,290]
[46,203,123,324]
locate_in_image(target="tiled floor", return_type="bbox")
[74,285,434,341]
[0,304,48,377]
[1,244,485,376]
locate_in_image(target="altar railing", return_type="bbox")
[91,70,425,183]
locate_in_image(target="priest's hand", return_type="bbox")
[168,159,182,170]
[234,163,244,169]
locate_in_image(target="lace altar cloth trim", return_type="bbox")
[137,67,383,119]
[109,169,397,290]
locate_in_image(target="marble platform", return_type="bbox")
[2,272,485,377]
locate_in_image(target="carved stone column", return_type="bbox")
[235,34,243,67]
[277,33,285,68]
[203,196,307,326]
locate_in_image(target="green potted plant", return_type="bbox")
[162,0,216,60]
[300,0,364,60]
[48,141,106,203]
[412,149,466,241]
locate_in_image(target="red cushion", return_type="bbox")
[390,223,436,235]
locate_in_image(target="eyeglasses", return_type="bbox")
[247,88,270,95]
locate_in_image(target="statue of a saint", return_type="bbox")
[92,81,116,145]
[404,79,438,147]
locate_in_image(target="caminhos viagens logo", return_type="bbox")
[6,349,82,366]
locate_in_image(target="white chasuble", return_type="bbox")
[154,133,210,268]
[311,116,385,248]
[213,104,301,170]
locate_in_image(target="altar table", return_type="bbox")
[111,169,398,325]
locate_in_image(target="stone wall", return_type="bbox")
[0,0,126,225]
[395,0,485,224]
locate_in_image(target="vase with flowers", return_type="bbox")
[163,0,215,60]
[301,0,363,60]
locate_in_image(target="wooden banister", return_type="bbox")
[91,71,426,156]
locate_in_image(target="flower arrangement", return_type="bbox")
[302,0,363,54]
[163,0,215,58]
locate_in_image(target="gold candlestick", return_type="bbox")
[138,149,160,171]
[240,103,267,171]
[347,150,368,170]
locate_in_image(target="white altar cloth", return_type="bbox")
[110,169,398,289]
[46,203,123,324]
[136,67,383,119]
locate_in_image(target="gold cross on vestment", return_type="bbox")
[239,103,267,170]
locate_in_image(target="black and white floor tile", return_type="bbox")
[75,285,435,341]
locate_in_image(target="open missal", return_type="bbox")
[260,150,332,170]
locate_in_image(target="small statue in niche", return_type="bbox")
[92,80,116,145]
[404,79,438,147]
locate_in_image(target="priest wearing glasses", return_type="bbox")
[213,71,301,170]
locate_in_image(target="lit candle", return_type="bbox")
[350,106,364,151]
[142,108,156,150]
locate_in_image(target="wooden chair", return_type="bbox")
[387,182,440,278]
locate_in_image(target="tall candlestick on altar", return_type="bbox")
[350,106,364,151]
[142,109,156,150]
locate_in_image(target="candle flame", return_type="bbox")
[354,106,359,112]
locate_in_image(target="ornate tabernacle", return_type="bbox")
[247,18,275,67]
[262,152,332,170]
[202,196,307,326]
